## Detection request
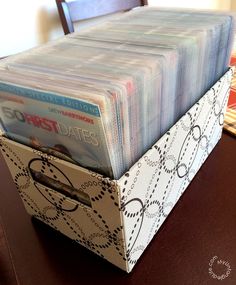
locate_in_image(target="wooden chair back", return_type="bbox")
[56,0,147,34]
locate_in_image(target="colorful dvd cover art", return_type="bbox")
[0,81,114,177]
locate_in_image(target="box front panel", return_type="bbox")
[118,68,233,272]
[0,138,127,271]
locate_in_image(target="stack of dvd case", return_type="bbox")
[0,7,235,179]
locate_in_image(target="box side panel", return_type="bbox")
[0,138,127,271]
[118,68,233,272]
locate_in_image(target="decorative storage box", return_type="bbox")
[0,68,233,272]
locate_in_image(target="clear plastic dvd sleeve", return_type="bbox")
[0,7,235,179]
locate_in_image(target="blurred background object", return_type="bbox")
[55,0,147,35]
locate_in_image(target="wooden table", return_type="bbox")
[0,132,235,285]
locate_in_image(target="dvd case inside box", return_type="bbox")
[0,7,235,180]
[0,68,233,272]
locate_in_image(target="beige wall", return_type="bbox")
[149,0,231,10]
[231,0,236,11]
[0,0,63,57]
[0,0,234,57]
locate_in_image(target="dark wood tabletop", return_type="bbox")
[0,132,235,285]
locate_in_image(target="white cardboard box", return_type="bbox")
[0,68,233,272]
